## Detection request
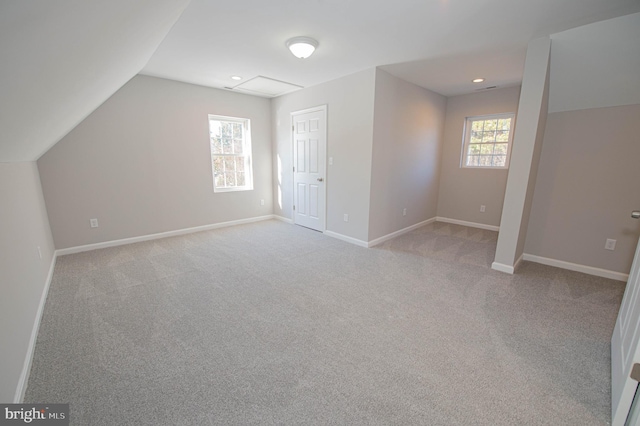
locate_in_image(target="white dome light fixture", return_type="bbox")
[286,36,318,59]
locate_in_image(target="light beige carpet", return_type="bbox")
[25,220,625,425]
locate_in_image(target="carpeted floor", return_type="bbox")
[25,220,625,425]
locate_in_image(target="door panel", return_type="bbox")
[296,140,305,172]
[296,184,306,215]
[309,139,319,173]
[309,185,319,218]
[292,107,326,231]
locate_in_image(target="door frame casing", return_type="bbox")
[291,104,328,232]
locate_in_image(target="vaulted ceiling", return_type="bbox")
[1,0,639,162]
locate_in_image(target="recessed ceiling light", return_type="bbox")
[286,36,318,59]
[472,78,485,83]
[231,76,242,81]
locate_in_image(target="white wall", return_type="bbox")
[0,162,55,402]
[549,12,640,113]
[271,69,376,242]
[493,37,551,272]
[38,75,273,249]
[437,86,521,227]
[525,104,640,274]
[0,0,190,161]
[368,69,446,240]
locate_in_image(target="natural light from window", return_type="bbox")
[462,113,515,169]
[208,115,253,192]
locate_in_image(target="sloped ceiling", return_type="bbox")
[549,12,640,113]
[2,0,639,162]
[0,0,190,162]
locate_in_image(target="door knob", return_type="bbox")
[632,363,640,382]
[317,177,324,182]
[632,211,640,219]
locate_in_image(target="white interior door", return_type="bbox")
[612,211,640,425]
[292,106,326,232]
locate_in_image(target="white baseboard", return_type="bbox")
[323,230,369,248]
[57,215,276,256]
[368,218,436,248]
[436,217,500,232]
[492,261,515,274]
[14,253,57,403]
[513,253,524,272]
[273,215,294,224]
[522,253,629,282]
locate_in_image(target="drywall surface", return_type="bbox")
[368,69,446,240]
[0,162,55,402]
[0,0,190,161]
[525,104,640,274]
[437,86,521,227]
[549,12,640,113]
[271,69,376,242]
[494,36,551,270]
[38,75,273,249]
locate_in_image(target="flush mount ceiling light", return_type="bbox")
[472,78,485,83]
[231,75,242,81]
[286,36,318,59]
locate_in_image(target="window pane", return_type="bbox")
[223,157,235,171]
[233,123,242,138]
[498,118,511,130]
[468,144,481,155]
[479,155,492,166]
[462,115,513,169]
[480,144,494,155]
[222,137,233,154]
[482,131,496,142]
[209,121,221,137]
[236,172,245,187]
[496,130,509,142]
[222,123,233,138]
[493,155,506,167]
[211,138,222,154]
[494,143,508,155]
[233,138,243,154]
[484,119,497,131]
[209,116,252,191]
[235,156,245,172]
[213,156,223,174]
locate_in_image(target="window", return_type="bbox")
[462,113,515,169]
[208,115,253,192]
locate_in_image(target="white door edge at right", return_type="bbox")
[612,234,640,426]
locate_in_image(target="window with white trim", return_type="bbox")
[462,113,515,169]
[208,115,253,192]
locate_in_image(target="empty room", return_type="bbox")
[2,1,640,425]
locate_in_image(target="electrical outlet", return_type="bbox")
[329,157,334,166]
[402,208,407,217]
[260,199,265,206]
[480,205,486,213]
[90,218,99,228]
[605,239,616,251]
[343,214,349,222]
